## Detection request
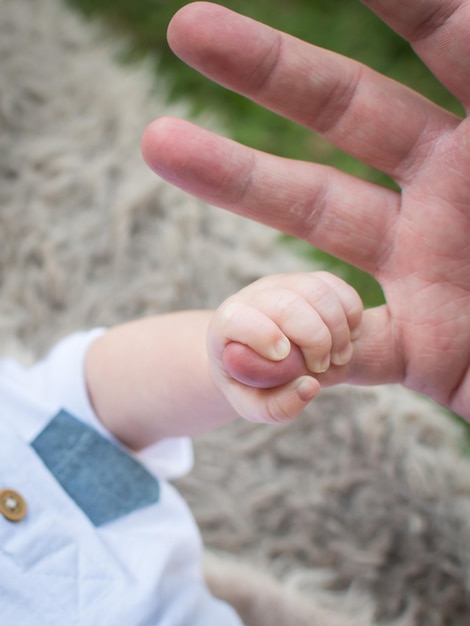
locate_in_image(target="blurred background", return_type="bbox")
[66,0,462,308]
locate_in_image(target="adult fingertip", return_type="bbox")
[167,2,228,58]
[140,117,173,170]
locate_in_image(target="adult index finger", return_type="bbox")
[141,117,398,275]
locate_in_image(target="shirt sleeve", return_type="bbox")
[2,330,193,480]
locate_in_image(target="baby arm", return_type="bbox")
[85,311,239,450]
[84,272,362,449]
[207,271,363,423]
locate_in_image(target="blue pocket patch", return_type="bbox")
[32,410,160,526]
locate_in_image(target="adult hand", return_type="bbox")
[142,1,470,419]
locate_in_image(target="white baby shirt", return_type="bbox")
[0,330,243,626]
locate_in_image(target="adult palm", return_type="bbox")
[142,1,470,419]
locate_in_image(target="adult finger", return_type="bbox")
[167,2,459,184]
[142,118,399,274]
[362,0,470,109]
[224,304,405,390]
[222,341,307,389]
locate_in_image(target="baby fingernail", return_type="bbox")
[332,343,353,366]
[273,337,290,360]
[296,377,317,402]
[312,354,330,373]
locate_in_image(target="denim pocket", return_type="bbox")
[32,410,160,526]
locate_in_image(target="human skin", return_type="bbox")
[85,272,360,448]
[207,272,362,422]
[141,1,470,420]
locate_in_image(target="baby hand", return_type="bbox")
[208,272,363,423]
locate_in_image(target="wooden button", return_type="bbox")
[0,489,27,522]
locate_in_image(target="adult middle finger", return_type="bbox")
[168,2,459,184]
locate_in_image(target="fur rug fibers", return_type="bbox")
[2,1,470,624]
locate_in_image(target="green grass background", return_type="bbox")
[66,0,461,309]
